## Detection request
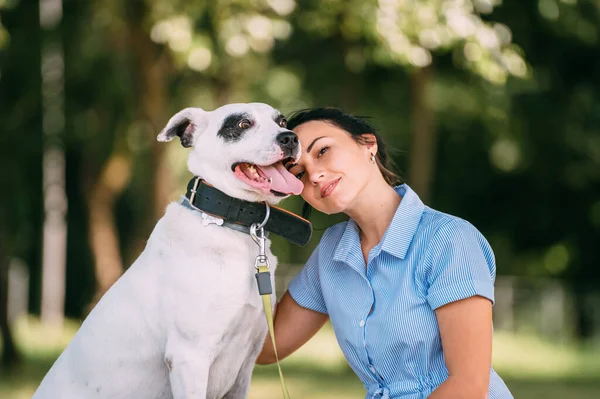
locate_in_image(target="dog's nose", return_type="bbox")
[277,131,299,151]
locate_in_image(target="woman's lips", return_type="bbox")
[321,178,341,198]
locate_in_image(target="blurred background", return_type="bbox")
[1,0,599,397]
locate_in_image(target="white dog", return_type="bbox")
[32,103,307,399]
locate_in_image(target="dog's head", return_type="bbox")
[158,103,303,204]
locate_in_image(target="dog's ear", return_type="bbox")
[157,108,209,148]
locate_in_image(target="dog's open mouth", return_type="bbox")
[232,157,303,197]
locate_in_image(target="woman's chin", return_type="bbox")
[304,190,350,215]
[314,200,346,216]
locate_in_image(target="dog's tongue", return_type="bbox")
[259,162,303,195]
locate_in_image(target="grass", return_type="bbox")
[2,317,599,398]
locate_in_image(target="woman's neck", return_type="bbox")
[345,179,402,246]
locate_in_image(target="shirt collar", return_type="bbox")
[380,184,424,259]
[333,184,424,263]
[333,218,362,265]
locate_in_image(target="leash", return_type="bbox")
[250,204,291,399]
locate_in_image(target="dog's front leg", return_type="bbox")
[222,353,257,399]
[165,338,211,399]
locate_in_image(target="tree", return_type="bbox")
[2,0,599,343]
[65,0,298,307]
[0,203,20,367]
[39,0,68,328]
[0,0,38,368]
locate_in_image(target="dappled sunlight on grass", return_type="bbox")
[249,374,364,399]
[2,318,600,399]
[12,316,80,358]
[252,325,600,398]
[280,324,348,370]
[492,331,600,380]
[250,324,365,397]
[0,316,79,399]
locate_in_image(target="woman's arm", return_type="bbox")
[255,290,329,365]
[428,296,492,399]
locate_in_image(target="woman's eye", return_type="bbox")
[238,119,252,129]
[317,146,329,157]
[295,171,305,180]
[279,118,287,128]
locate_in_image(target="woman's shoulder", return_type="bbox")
[419,206,483,241]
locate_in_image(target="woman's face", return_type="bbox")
[287,120,377,215]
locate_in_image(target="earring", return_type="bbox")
[370,153,376,164]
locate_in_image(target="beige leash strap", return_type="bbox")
[258,264,291,399]
[250,205,291,399]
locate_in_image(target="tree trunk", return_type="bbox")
[408,65,437,204]
[124,0,172,263]
[573,283,593,340]
[144,62,171,221]
[0,219,20,368]
[40,0,68,327]
[87,153,132,310]
[133,26,171,220]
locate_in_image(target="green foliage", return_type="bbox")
[0,0,16,60]
[0,0,598,331]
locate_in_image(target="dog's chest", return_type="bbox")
[154,214,278,397]
[209,301,265,369]
[204,255,272,398]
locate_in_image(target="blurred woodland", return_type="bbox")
[0,0,599,371]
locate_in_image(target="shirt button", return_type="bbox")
[370,366,376,373]
[359,320,365,327]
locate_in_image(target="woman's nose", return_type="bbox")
[307,168,324,185]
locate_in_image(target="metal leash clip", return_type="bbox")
[250,203,272,295]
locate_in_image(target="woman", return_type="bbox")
[257,108,513,399]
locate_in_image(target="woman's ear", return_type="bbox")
[361,133,378,153]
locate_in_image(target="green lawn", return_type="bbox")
[2,317,599,398]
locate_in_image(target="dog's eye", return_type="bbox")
[238,119,252,129]
[279,118,287,128]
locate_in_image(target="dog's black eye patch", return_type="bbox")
[217,113,252,143]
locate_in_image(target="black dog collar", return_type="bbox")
[184,177,313,247]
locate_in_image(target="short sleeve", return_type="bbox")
[288,243,328,315]
[422,219,496,310]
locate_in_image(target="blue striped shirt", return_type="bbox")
[288,184,513,399]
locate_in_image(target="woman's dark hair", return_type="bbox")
[286,107,403,220]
